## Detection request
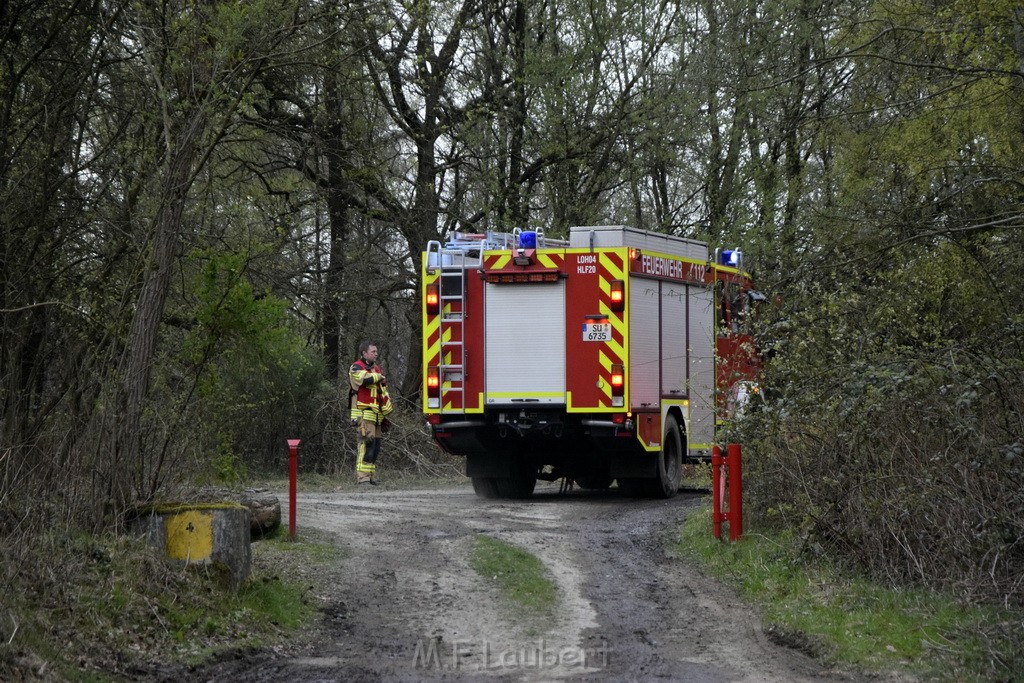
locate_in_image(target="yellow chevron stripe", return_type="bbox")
[425,325,440,364]
[600,253,626,280]
[599,301,625,329]
[598,309,626,361]
[537,253,560,268]
[489,254,512,269]
[422,261,441,411]
[597,252,627,368]
[597,352,613,399]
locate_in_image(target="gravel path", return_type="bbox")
[189,483,875,682]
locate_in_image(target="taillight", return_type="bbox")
[425,283,440,315]
[427,366,440,398]
[610,363,624,396]
[609,280,624,312]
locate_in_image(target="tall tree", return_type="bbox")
[116,0,309,507]
[0,0,114,488]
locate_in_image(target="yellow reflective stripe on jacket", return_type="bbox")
[349,359,392,420]
[351,367,381,388]
[352,406,392,422]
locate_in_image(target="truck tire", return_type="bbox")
[655,415,683,498]
[495,467,536,499]
[472,477,499,499]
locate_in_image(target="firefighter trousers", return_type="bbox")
[355,418,382,483]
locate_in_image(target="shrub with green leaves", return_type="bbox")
[735,241,1024,608]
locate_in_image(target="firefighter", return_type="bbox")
[349,341,393,485]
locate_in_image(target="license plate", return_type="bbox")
[582,322,611,341]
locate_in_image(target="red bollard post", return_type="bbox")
[711,445,724,539]
[727,443,743,541]
[287,439,301,539]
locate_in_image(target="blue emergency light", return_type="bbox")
[720,249,742,267]
[518,230,537,249]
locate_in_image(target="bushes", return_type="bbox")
[738,244,1024,606]
[258,389,460,479]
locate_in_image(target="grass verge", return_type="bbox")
[0,525,338,680]
[679,505,1023,681]
[470,535,557,617]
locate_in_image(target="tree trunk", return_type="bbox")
[323,72,351,382]
[506,0,529,227]
[110,111,205,513]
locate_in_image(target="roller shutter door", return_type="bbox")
[485,282,566,404]
[688,287,716,448]
[629,280,660,407]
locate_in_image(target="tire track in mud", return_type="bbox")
[563,490,838,682]
[186,484,875,682]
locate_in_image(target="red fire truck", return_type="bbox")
[421,225,760,499]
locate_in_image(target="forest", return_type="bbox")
[1,0,1021,631]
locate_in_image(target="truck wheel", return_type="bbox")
[472,477,499,499]
[495,468,536,499]
[656,415,683,498]
[493,462,536,499]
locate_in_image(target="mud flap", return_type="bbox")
[466,453,518,478]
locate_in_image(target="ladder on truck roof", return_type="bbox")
[425,239,473,413]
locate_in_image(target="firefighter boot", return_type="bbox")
[363,438,381,485]
[356,442,376,485]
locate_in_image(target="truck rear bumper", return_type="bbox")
[428,410,638,460]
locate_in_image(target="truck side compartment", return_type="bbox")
[422,225,759,499]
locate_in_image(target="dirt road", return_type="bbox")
[193,482,865,682]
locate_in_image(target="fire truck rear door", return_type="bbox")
[484,281,566,404]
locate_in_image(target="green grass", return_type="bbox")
[235,576,313,630]
[0,528,337,680]
[259,523,346,560]
[680,505,1023,681]
[470,535,558,615]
